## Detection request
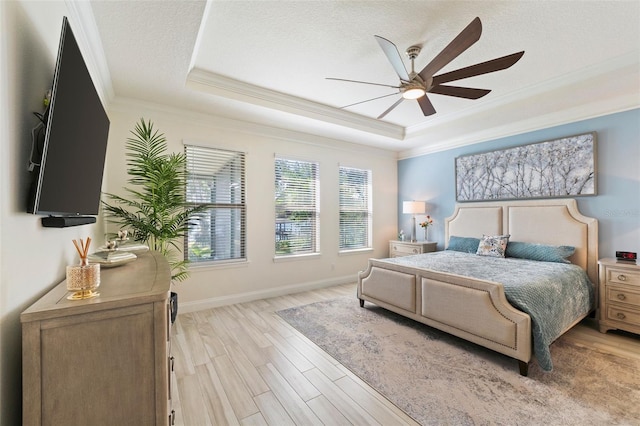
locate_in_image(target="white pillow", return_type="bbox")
[476,234,510,258]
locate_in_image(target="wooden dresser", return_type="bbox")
[21,251,174,425]
[389,240,437,258]
[598,258,640,335]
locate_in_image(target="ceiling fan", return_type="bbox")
[327,17,524,119]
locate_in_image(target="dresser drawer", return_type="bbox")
[605,286,640,307]
[606,305,640,327]
[607,268,640,287]
[598,259,640,335]
[392,244,421,255]
[389,241,436,258]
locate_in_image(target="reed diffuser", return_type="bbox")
[66,237,100,300]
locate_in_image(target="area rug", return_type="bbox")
[277,297,640,425]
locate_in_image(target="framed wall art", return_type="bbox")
[455,132,596,202]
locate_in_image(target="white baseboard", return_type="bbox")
[178,275,356,313]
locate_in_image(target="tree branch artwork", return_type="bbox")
[455,133,596,202]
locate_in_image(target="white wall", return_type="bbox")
[104,102,398,311]
[0,2,396,422]
[0,2,108,424]
[1,3,396,422]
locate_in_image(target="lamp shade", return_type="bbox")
[403,201,425,215]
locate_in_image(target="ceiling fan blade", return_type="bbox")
[429,85,491,99]
[341,92,401,109]
[417,96,436,116]
[377,97,404,119]
[432,51,525,86]
[418,17,482,81]
[326,77,401,89]
[374,35,410,81]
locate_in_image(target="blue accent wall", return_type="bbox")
[398,109,640,258]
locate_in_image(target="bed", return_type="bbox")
[357,198,598,375]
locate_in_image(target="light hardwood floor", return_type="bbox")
[171,283,640,426]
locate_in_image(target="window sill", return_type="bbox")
[273,253,321,263]
[188,258,249,271]
[339,248,374,256]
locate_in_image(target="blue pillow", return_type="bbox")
[506,241,575,263]
[447,236,481,253]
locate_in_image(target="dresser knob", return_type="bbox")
[617,274,627,281]
[616,312,626,320]
[617,293,626,301]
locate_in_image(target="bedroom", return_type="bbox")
[1,1,639,425]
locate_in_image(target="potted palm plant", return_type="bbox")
[102,118,206,282]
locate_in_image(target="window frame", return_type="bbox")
[274,155,321,259]
[184,144,247,266]
[338,165,373,253]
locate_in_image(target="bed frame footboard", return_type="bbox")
[357,259,532,375]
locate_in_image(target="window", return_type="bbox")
[275,157,320,256]
[185,145,246,264]
[339,166,372,250]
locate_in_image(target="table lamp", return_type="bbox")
[403,201,425,242]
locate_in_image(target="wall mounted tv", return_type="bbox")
[27,16,110,228]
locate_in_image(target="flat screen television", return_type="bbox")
[27,16,110,228]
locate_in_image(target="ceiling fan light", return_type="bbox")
[402,87,425,100]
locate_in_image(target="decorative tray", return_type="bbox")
[88,251,137,267]
[114,242,149,252]
[98,242,149,253]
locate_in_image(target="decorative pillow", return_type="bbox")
[476,234,510,258]
[447,236,481,253]
[506,241,575,264]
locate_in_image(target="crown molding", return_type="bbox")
[399,51,640,159]
[65,0,114,104]
[186,67,404,140]
[406,51,639,138]
[399,103,639,160]
[109,96,398,159]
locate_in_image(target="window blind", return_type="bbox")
[275,157,320,256]
[185,145,246,264]
[339,166,372,250]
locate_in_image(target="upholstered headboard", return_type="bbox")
[445,199,598,284]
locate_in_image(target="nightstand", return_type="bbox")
[389,240,437,258]
[598,258,640,335]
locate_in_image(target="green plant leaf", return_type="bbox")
[102,118,208,282]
